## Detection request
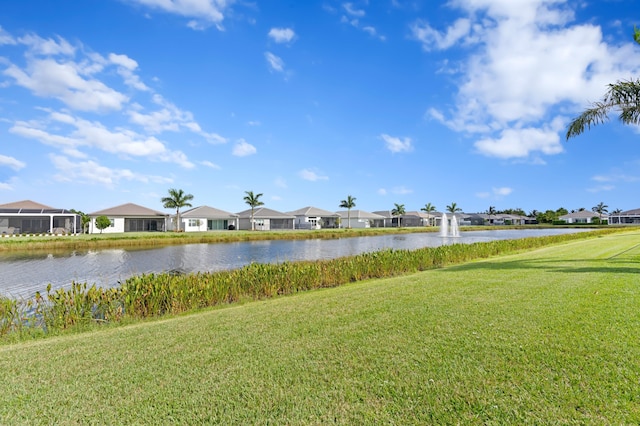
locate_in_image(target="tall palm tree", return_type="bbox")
[243,191,264,230]
[339,195,356,229]
[592,202,609,221]
[566,28,640,140]
[420,202,436,226]
[162,188,194,232]
[391,203,405,228]
[446,202,462,214]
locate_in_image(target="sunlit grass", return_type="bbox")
[1,230,639,423]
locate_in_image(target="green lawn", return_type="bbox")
[1,231,639,424]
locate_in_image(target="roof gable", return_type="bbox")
[89,203,167,217]
[287,206,339,217]
[0,200,56,210]
[236,207,294,218]
[181,206,238,218]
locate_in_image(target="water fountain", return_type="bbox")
[450,214,460,237]
[439,213,448,237]
[440,212,460,237]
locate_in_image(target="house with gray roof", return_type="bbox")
[372,210,431,228]
[608,208,640,225]
[170,206,239,231]
[335,209,385,229]
[236,207,295,230]
[287,206,341,229]
[0,200,80,235]
[88,203,168,233]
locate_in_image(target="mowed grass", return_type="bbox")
[1,231,639,424]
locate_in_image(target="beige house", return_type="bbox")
[88,203,168,233]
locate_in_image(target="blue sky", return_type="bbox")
[1,0,639,215]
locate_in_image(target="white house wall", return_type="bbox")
[89,217,125,234]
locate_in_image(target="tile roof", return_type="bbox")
[287,206,340,217]
[0,200,56,209]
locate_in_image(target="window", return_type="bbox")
[188,219,199,227]
[109,218,115,227]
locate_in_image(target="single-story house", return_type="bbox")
[608,208,640,225]
[372,210,431,227]
[288,206,341,229]
[558,210,608,224]
[0,200,80,234]
[169,206,239,232]
[335,210,385,229]
[88,203,169,233]
[236,207,295,231]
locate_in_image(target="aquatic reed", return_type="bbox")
[0,229,620,339]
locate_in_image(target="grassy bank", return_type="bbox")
[1,230,639,423]
[0,229,619,339]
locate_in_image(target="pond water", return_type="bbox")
[0,229,587,298]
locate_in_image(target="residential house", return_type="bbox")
[608,208,640,225]
[335,210,385,229]
[88,203,168,233]
[236,207,295,230]
[0,200,80,234]
[170,206,239,232]
[287,206,341,229]
[372,210,431,227]
[558,210,607,224]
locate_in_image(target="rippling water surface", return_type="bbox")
[0,229,587,297]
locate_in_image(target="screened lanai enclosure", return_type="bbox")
[0,207,80,234]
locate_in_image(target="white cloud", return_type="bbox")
[391,186,413,195]
[343,3,365,17]
[123,0,230,30]
[411,18,471,51]
[377,188,387,195]
[0,26,16,45]
[247,120,261,126]
[50,154,173,186]
[4,59,129,112]
[587,184,615,193]
[0,154,26,171]
[232,139,256,157]
[268,28,295,44]
[18,33,75,56]
[11,111,194,168]
[474,125,563,158]
[299,169,329,181]
[418,0,640,160]
[380,133,413,153]
[265,52,285,73]
[200,160,221,169]
[476,186,513,199]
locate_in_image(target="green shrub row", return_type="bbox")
[0,229,618,339]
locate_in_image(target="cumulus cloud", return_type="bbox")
[0,154,26,171]
[123,0,230,30]
[417,0,640,160]
[265,52,285,73]
[380,134,413,153]
[268,28,295,44]
[11,111,194,168]
[232,139,257,157]
[299,169,329,181]
[50,154,173,186]
[343,2,365,17]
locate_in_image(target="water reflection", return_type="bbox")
[0,229,587,298]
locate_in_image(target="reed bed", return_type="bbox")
[0,229,618,340]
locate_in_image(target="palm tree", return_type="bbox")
[162,188,194,232]
[339,195,356,229]
[486,205,497,225]
[611,208,623,214]
[592,202,609,221]
[420,202,436,226]
[566,28,640,140]
[391,203,405,228]
[446,202,462,214]
[243,191,264,231]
